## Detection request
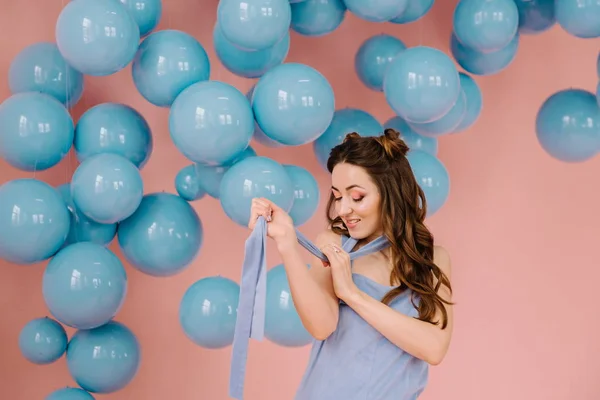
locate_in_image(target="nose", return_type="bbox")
[337,198,353,216]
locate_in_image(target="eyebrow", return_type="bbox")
[331,184,365,192]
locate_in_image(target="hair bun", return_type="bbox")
[380,128,409,158]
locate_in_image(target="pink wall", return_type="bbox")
[1,1,599,399]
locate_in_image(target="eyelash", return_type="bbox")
[334,196,364,202]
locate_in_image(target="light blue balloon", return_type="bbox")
[384,116,438,156]
[284,165,320,226]
[453,0,519,53]
[71,153,144,224]
[0,92,74,172]
[175,165,206,202]
[252,63,335,146]
[56,0,140,76]
[220,156,295,226]
[450,32,519,76]
[513,0,555,35]
[390,0,434,23]
[313,108,383,170]
[265,264,312,347]
[217,0,292,51]
[179,276,240,349]
[213,23,290,79]
[132,30,211,107]
[66,321,140,394]
[453,72,483,133]
[355,34,406,92]
[535,88,600,163]
[409,90,466,137]
[406,150,450,216]
[57,184,117,248]
[0,179,70,265]
[383,46,460,124]
[169,80,254,165]
[74,103,153,169]
[246,86,284,148]
[343,0,408,22]
[46,387,95,400]
[43,243,127,329]
[195,146,257,199]
[8,42,84,107]
[19,317,67,365]
[119,0,162,37]
[290,0,347,37]
[555,0,600,38]
[117,193,203,277]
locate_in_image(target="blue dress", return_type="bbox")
[294,237,429,400]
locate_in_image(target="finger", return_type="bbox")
[259,197,283,212]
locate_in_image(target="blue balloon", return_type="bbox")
[513,0,555,35]
[453,0,519,53]
[43,242,127,329]
[179,276,240,349]
[195,146,257,199]
[118,193,203,277]
[66,321,140,394]
[535,88,600,163]
[284,165,320,226]
[132,30,211,107]
[453,72,483,133]
[175,165,206,202]
[213,23,290,79]
[220,156,295,226]
[450,32,519,76]
[0,179,70,264]
[265,264,312,347]
[8,42,84,107]
[46,387,95,400]
[313,108,383,170]
[384,116,438,156]
[0,92,74,172]
[290,0,347,36]
[217,0,291,50]
[252,63,335,146]
[19,317,67,365]
[119,0,162,37]
[74,103,153,169]
[246,86,284,148]
[343,0,408,22]
[355,34,406,92]
[407,150,450,216]
[57,183,117,248]
[384,46,461,124]
[390,0,434,23]
[71,153,144,224]
[555,0,600,38]
[170,80,254,165]
[56,0,140,76]
[409,90,466,137]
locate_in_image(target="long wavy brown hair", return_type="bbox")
[325,128,453,329]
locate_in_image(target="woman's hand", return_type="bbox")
[320,243,360,302]
[248,197,296,250]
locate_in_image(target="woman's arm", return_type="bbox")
[277,230,341,341]
[343,246,454,365]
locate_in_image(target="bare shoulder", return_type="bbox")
[433,245,452,277]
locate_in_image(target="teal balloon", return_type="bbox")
[119,0,162,37]
[220,156,295,227]
[66,321,141,394]
[8,42,84,107]
[71,153,144,224]
[453,72,483,133]
[175,164,206,202]
[514,0,555,35]
[535,88,600,163]
[384,116,438,156]
[118,193,203,277]
[343,0,408,22]
[283,165,320,226]
[179,276,240,349]
[355,34,406,92]
[290,0,347,37]
[555,0,600,38]
[43,243,127,329]
[19,317,67,365]
[450,32,519,76]
[46,387,95,400]
[0,179,70,264]
[390,0,434,24]
[409,90,467,137]
[265,264,312,347]
[407,150,450,216]
[0,92,74,172]
[56,0,140,76]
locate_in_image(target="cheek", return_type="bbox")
[354,198,379,218]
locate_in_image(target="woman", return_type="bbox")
[248,128,454,399]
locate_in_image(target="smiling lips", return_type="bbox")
[344,218,361,229]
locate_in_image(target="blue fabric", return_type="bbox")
[229,216,393,399]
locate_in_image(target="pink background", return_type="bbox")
[1,1,599,399]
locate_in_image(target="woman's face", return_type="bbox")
[331,162,382,240]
